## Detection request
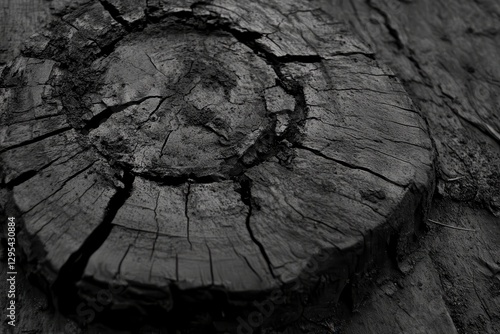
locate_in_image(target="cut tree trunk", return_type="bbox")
[0,0,435,331]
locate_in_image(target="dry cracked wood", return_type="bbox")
[0,0,435,329]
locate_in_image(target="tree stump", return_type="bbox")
[0,0,435,330]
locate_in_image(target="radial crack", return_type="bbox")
[185,183,192,249]
[206,243,214,286]
[115,232,139,279]
[4,148,87,188]
[0,127,72,154]
[84,95,163,132]
[294,144,406,187]
[98,0,132,32]
[366,0,404,49]
[23,160,97,214]
[238,176,278,280]
[150,190,161,260]
[52,171,135,311]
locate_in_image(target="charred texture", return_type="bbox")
[52,171,135,312]
[82,96,163,133]
[0,0,440,333]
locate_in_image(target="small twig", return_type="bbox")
[427,219,476,232]
[442,176,465,182]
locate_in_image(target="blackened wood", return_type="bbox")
[0,0,435,329]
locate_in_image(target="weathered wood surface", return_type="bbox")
[0,0,51,65]
[0,0,90,65]
[0,0,435,330]
[310,1,500,333]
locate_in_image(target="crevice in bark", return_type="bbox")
[3,170,37,188]
[236,175,278,280]
[440,92,500,144]
[294,144,406,188]
[228,118,280,176]
[185,182,192,249]
[23,160,97,215]
[154,4,314,121]
[329,51,376,59]
[82,96,163,133]
[98,0,132,32]
[131,171,225,186]
[276,55,323,63]
[150,191,161,260]
[365,0,404,49]
[115,232,138,279]
[207,244,214,286]
[52,170,135,313]
[3,149,87,189]
[95,35,126,59]
[0,127,72,154]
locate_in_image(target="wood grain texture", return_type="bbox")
[310,1,500,333]
[0,0,90,65]
[0,0,435,330]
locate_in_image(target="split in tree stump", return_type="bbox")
[0,0,435,330]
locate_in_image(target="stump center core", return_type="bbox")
[87,27,291,180]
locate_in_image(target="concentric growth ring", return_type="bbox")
[0,0,435,330]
